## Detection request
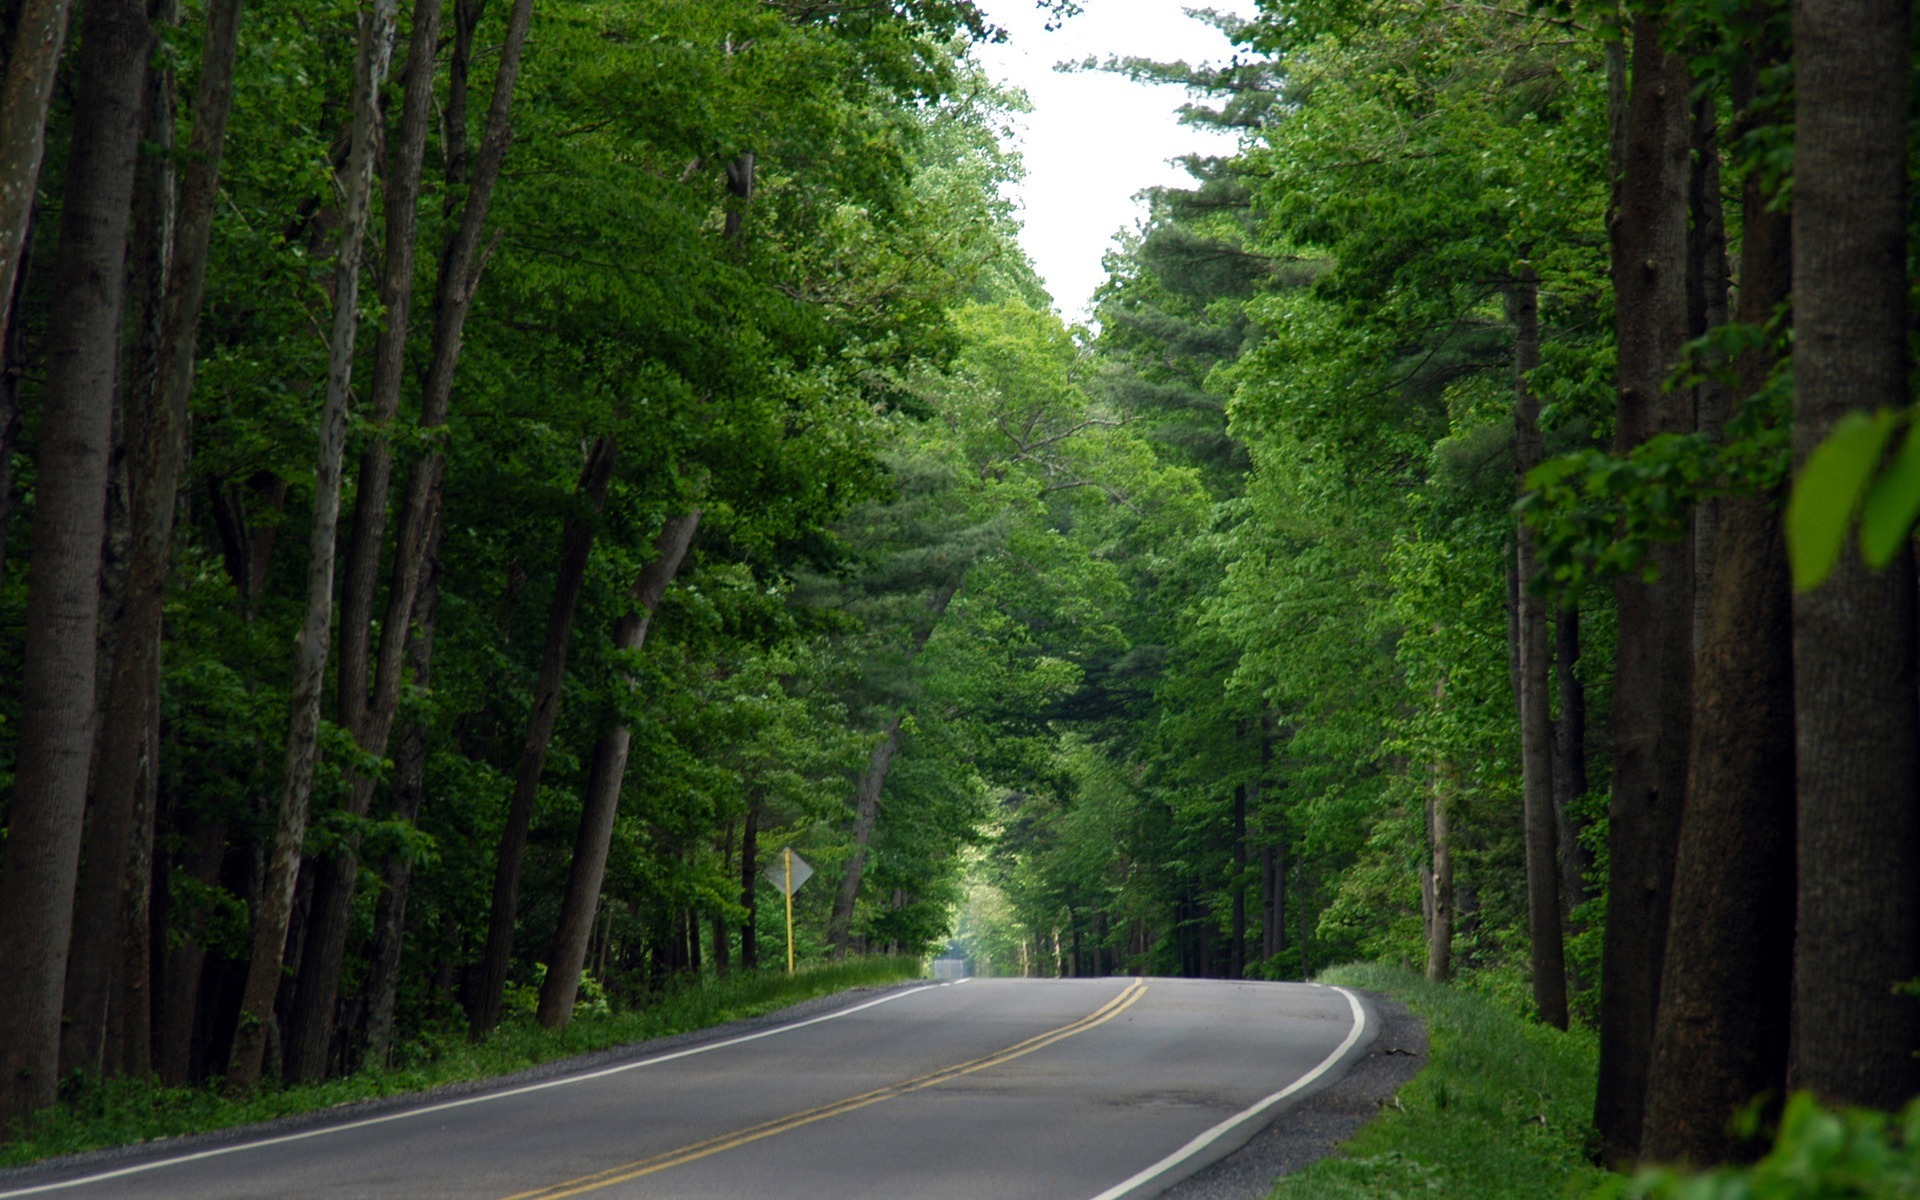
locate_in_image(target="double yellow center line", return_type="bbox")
[500,979,1149,1200]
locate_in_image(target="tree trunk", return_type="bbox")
[1787,0,1920,1110]
[0,215,31,583]
[0,0,74,343]
[0,0,153,1129]
[62,0,242,1083]
[361,552,439,1072]
[1512,269,1567,1030]
[334,0,442,742]
[1687,95,1730,657]
[1426,792,1453,983]
[224,0,397,1095]
[1638,35,1797,1164]
[740,801,759,970]
[461,438,621,1037]
[533,510,701,1031]
[1593,12,1695,1164]
[1553,606,1592,931]
[825,579,960,958]
[827,716,905,959]
[287,0,538,1070]
[1229,782,1246,978]
[1260,842,1284,963]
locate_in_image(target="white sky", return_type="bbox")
[971,0,1259,321]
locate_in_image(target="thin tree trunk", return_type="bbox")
[459,438,622,1037]
[1553,607,1592,930]
[0,0,74,342]
[336,0,442,740]
[1229,782,1246,978]
[287,0,537,1070]
[1427,787,1454,983]
[0,217,30,581]
[534,511,701,1030]
[361,551,439,1072]
[224,0,397,1095]
[1512,269,1567,1030]
[825,580,960,958]
[827,716,905,959]
[740,801,759,970]
[1261,843,1283,962]
[155,818,224,1086]
[1593,12,1695,1164]
[63,0,242,1083]
[1787,0,1920,1110]
[0,0,153,1129]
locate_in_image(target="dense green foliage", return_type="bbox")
[1271,963,1608,1200]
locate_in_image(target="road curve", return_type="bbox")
[0,977,1377,1200]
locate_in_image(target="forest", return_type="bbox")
[0,0,1915,1179]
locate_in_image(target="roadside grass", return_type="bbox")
[1270,961,1612,1200]
[1,956,923,1168]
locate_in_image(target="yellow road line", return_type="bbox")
[500,979,1149,1200]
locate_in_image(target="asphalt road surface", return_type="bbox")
[0,977,1378,1200]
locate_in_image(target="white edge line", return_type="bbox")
[0,984,940,1198]
[1083,985,1371,1200]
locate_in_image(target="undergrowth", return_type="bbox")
[1269,961,1610,1200]
[1,956,922,1168]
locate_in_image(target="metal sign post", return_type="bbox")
[761,847,812,976]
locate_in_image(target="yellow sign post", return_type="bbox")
[762,847,811,976]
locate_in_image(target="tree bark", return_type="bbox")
[0,0,153,1129]
[534,511,702,1030]
[1229,781,1247,978]
[467,435,623,1032]
[1512,269,1567,1030]
[336,0,442,741]
[826,716,905,959]
[285,0,537,1073]
[1638,35,1797,1164]
[1687,95,1730,657]
[360,550,439,1072]
[1553,607,1592,931]
[62,0,242,1083]
[825,580,960,958]
[0,0,74,344]
[740,802,760,970]
[224,0,397,1095]
[1593,12,1695,1165]
[1787,0,1920,1110]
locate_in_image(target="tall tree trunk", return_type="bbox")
[1260,842,1284,962]
[224,0,397,1095]
[827,716,905,959]
[1639,36,1797,1164]
[1553,607,1592,931]
[1229,782,1246,979]
[0,216,31,582]
[335,0,441,741]
[1593,13,1696,1165]
[533,510,701,1031]
[360,551,438,1072]
[1426,791,1454,983]
[460,438,622,1037]
[287,0,537,1072]
[740,802,760,970]
[1787,0,1920,1110]
[825,580,960,958]
[0,0,73,342]
[154,818,224,1086]
[1688,96,1730,656]
[62,0,242,1083]
[1512,269,1567,1030]
[0,0,153,1129]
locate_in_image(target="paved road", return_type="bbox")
[0,977,1376,1200]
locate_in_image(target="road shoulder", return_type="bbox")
[1157,987,1427,1200]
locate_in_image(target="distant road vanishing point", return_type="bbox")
[0,977,1376,1200]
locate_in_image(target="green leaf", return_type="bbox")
[1787,409,1898,592]
[1859,415,1920,569]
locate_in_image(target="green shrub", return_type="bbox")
[1607,1094,1920,1200]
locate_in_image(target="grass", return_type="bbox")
[1,956,923,1168]
[1269,961,1612,1200]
